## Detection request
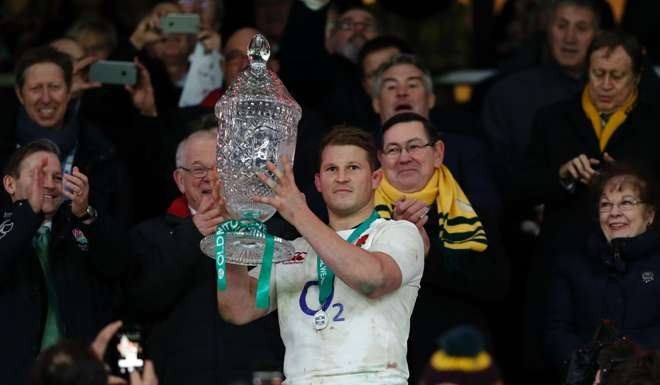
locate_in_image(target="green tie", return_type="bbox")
[34,225,62,351]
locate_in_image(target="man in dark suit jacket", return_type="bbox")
[126,129,285,385]
[1,139,129,384]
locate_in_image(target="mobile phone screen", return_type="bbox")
[108,325,144,378]
[88,61,137,85]
[160,13,200,34]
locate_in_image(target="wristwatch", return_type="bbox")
[77,205,98,222]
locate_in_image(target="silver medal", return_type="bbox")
[313,309,328,331]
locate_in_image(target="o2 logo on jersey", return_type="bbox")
[299,280,345,322]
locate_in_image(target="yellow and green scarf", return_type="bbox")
[374,165,487,253]
[582,86,637,152]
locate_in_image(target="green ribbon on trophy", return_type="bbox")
[215,219,274,309]
[317,210,380,304]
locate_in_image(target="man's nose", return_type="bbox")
[39,88,51,103]
[43,174,56,188]
[336,169,349,182]
[563,26,577,43]
[398,148,413,162]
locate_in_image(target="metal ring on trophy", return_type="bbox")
[200,232,294,265]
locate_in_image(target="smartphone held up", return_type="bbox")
[106,324,145,379]
[88,60,138,85]
[160,13,200,34]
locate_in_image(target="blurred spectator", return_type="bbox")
[419,325,503,385]
[31,320,159,385]
[199,26,261,107]
[492,0,546,66]
[0,0,75,70]
[31,340,107,385]
[254,0,292,50]
[544,164,660,374]
[179,0,224,31]
[312,34,413,131]
[135,2,192,88]
[483,0,600,192]
[493,0,614,73]
[128,1,222,111]
[278,0,380,108]
[49,37,101,101]
[358,35,412,98]
[524,30,660,244]
[1,139,130,385]
[67,17,118,60]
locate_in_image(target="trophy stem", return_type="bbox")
[200,219,294,265]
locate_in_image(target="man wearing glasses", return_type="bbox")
[126,128,285,385]
[374,112,508,384]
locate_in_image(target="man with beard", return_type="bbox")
[278,0,380,110]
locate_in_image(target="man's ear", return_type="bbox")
[433,139,445,168]
[3,175,16,197]
[314,172,322,193]
[15,86,25,106]
[362,78,371,96]
[372,97,381,115]
[324,8,338,53]
[647,208,656,227]
[173,169,185,195]
[427,92,436,110]
[371,168,383,190]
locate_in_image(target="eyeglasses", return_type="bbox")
[382,142,433,158]
[179,164,213,178]
[598,198,643,213]
[336,19,377,32]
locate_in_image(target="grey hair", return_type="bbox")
[66,18,118,51]
[175,129,215,168]
[371,53,434,97]
[547,0,602,29]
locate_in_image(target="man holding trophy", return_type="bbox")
[210,33,423,385]
[216,126,424,384]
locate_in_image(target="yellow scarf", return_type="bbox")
[374,165,487,252]
[581,86,637,151]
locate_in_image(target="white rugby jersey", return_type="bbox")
[250,218,424,385]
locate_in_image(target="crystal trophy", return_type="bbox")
[200,34,301,265]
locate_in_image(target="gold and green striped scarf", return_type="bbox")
[375,165,487,252]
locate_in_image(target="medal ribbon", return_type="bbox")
[215,219,274,309]
[317,210,380,304]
